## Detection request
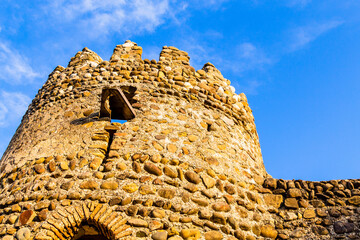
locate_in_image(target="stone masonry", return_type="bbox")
[0,40,358,240]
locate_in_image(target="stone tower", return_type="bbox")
[0,41,359,240]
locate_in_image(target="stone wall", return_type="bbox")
[0,40,358,240]
[261,178,360,239]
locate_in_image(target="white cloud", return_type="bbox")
[43,0,230,38]
[288,20,344,52]
[0,91,31,127]
[0,42,40,84]
[47,0,173,37]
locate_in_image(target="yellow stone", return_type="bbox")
[101,181,119,190]
[123,183,139,193]
[178,132,187,137]
[167,144,177,153]
[263,194,283,209]
[83,91,91,97]
[303,209,316,219]
[82,122,93,128]
[180,229,201,240]
[116,162,127,171]
[90,158,102,170]
[158,71,165,78]
[60,161,69,171]
[260,225,277,239]
[132,126,140,131]
[188,135,198,142]
[152,141,164,151]
[217,144,226,150]
[79,159,88,168]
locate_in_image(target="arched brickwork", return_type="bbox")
[35,201,131,240]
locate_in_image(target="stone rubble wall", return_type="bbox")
[261,178,360,239]
[0,40,358,240]
[0,41,272,240]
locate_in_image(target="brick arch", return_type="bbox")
[36,201,132,240]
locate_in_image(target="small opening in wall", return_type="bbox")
[77,235,109,240]
[111,119,128,124]
[100,87,136,121]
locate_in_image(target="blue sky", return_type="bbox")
[1,0,360,181]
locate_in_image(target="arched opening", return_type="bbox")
[73,224,110,240]
[77,235,109,240]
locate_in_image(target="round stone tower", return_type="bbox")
[0,41,277,240]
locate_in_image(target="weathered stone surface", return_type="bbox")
[201,174,216,189]
[263,194,283,208]
[34,164,45,174]
[19,210,36,225]
[128,218,148,227]
[145,162,162,176]
[334,221,355,234]
[152,231,168,240]
[185,171,201,184]
[287,188,302,198]
[16,228,31,240]
[263,178,277,189]
[180,229,201,240]
[158,188,175,199]
[152,209,166,218]
[204,231,223,240]
[123,183,139,193]
[303,209,316,219]
[260,225,277,239]
[284,198,299,209]
[101,181,118,190]
[192,197,209,206]
[348,196,360,205]
[80,180,99,190]
[164,166,178,178]
[61,181,74,190]
[212,202,231,212]
[139,185,156,195]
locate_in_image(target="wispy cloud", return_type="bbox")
[234,42,273,73]
[288,20,344,52]
[192,0,230,8]
[42,0,231,39]
[285,0,312,8]
[174,35,272,95]
[46,0,176,37]
[0,42,40,84]
[0,91,31,127]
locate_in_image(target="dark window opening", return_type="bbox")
[120,86,137,104]
[100,87,136,121]
[77,235,109,240]
[73,224,110,240]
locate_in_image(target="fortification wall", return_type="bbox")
[0,41,273,240]
[0,40,358,240]
[261,178,360,239]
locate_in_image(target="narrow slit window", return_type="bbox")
[100,87,136,121]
